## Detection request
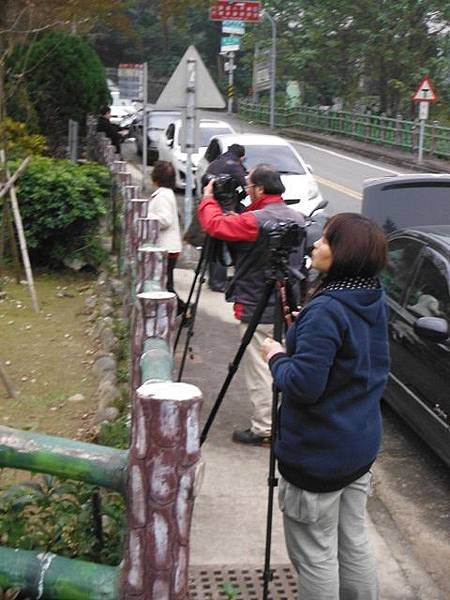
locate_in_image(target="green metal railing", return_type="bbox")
[239,100,450,160]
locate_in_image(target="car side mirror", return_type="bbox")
[308,199,329,217]
[413,317,449,342]
[168,138,174,148]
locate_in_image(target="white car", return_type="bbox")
[196,133,324,217]
[158,119,235,189]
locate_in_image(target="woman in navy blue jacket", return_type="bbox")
[261,213,389,600]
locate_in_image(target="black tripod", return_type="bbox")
[199,250,301,600]
[174,235,218,381]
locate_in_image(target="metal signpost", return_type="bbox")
[211,2,263,115]
[183,58,197,230]
[221,34,240,114]
[412,75,438,164]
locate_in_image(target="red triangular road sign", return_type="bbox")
[412,76,437,103]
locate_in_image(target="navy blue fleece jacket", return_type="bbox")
[270,288,390,483]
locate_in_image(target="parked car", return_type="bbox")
[109,100,139,126]
[158,119,235,189]
[362,174,450,466]
[379,226,450,466]
[130,109,181,164]
[196,133,324,217]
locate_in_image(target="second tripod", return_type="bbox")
[174,236,223,381]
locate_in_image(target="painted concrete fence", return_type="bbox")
[0,132,203,599]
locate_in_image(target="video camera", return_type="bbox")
[201,173,242,213]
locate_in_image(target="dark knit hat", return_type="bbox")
[228,143,245,158]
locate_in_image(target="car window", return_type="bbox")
[178,126,232,148]
[242,145,306,174]
[406,255,450,321]
[205,139,221,163]
[380,238,423,303]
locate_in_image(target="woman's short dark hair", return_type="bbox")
[324,213,387,280]
[152,161,176,189]
[250,164,285,195]
[100,105,111,116]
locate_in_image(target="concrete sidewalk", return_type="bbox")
[173,266,429,599]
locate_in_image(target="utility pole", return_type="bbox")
[142,62,148,190]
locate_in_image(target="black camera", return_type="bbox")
[261,220,304,252]
[201,173,241,212]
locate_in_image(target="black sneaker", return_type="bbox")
[232,428,271,446]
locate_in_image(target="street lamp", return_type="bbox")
[262,9,276,130]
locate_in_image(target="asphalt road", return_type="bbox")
[123,113,449,597]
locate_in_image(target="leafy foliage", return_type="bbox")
[0,475,125,565]
[0,118,47,160]
[7,31,109,150]
[11,157,110,267]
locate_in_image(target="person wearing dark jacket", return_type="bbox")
[204,144,247,292]
[198,164,305,445]
[261,213,390,600]
[96,105,122,155]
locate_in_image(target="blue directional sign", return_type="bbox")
[221,35,241,53]
[222,20,246,35]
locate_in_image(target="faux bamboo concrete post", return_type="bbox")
[119,186,140,275]
[123,199,150,310]
[121,380,203,600]
[136,217,160,250]
[130,291,177,394]
[136,246,168,295]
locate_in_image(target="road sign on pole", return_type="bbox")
[412,76,438,165]
[155,45,225,109]
[412,76,437,103]
[221,35,241,53]
[210,1,261,22]
[222,20,246,35]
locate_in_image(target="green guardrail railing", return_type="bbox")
[239,100,450,160]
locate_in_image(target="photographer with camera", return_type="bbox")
[261,213,389,599]
[203,143,247,292]
[198,164,305,445]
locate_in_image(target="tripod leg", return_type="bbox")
[176,242,210,381]
[200,279,276,445]
[174,239,209,351]
[262,293,284,599]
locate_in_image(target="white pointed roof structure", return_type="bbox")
[155,45,225,109]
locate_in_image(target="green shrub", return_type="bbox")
[0,118,47,160]
[13,157,111,268]
[7,31,110,151]
[0,475,125,565]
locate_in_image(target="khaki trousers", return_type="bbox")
[279,472,378,600]
[239,322,274,437]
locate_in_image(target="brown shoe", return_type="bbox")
[232,428,271,446]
